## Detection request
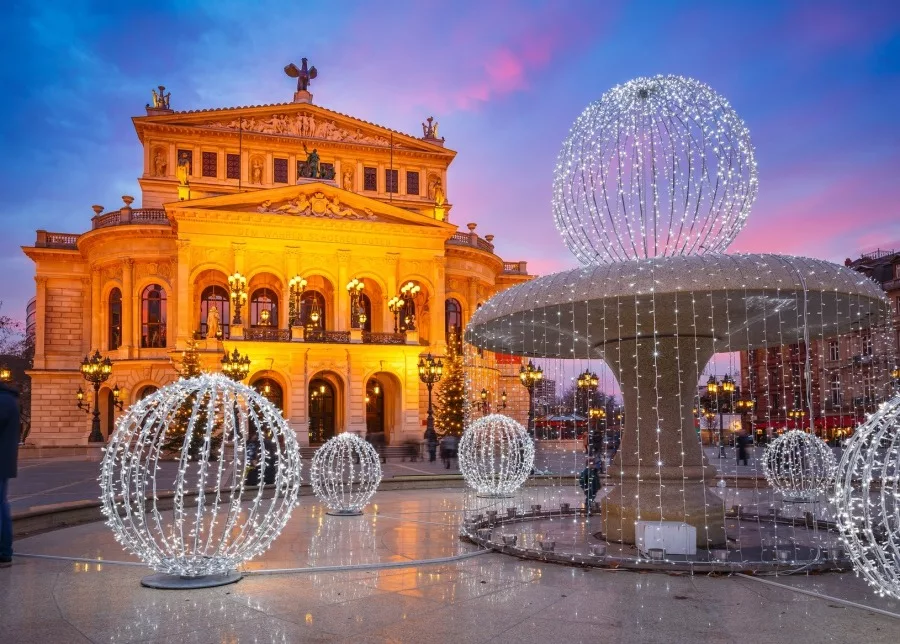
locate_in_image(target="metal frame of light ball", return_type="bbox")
[552,74,758,266]
[459,413,535,498]
[99,373,303,587]
[834,394,900,599]
[311,432,383,515]
[761,429,837,500]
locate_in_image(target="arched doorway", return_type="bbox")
[252,377,284,411]
[365,377,384,436]
[135,385,158,401]
[105,389,116,438]
[309,378,335,444]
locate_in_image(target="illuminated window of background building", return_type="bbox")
[108,287,122,350]
[250,288,278,327]
[200,285,230,338]
[140,284,167,348]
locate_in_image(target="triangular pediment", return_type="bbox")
[135,102,454,156]
[166,182,456,231]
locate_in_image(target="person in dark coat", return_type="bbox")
[736,430,751,466]
[423,427,438,462]
[578,458,601,510]
[0,383,20,565]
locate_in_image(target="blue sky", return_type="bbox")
[1,0,898,322]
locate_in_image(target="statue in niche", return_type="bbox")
[342,168,354,191]
[152,149,167,177]
[205,305,220,339]
[251,157,263,184]
[429,175,445,206]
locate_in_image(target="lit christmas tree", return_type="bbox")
[435,330,465,436]
[162,338,214,458]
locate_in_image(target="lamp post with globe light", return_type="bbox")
[288,275,307,327]
[78,350,114,443]
[418,353,443,436]
[519,360,543,437]
[221,348,251,382]
[228,272,248,325]
[706,374,736,457]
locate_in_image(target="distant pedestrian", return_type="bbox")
[0,381,20,566]
[424,427,438,462]
[578,458,601,510]
[440,433,458,469]
[736,430,751,466]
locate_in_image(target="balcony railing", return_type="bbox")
[243,327,291,342]
[502,261,528,275]
[35,230,79,249]
[92,208,169,229]
[447,231,495,253]
[306,330,351,344]
[362,331,406,344]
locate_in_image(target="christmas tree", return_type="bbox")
[435,329,466,436]
[162,339,215,458]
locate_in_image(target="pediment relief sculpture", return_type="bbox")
[204,113,393,146]
[257,192,377,221]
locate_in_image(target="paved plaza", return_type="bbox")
[3,486,899,643]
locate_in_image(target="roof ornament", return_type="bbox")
[421,116,445,145]
[285,58,317,104]
[146,85,173,114]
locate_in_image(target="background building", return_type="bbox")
[23,74,531,447]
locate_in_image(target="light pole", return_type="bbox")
[519,360,543,437]
[399,281,421,331]
[418,353,443,435]
[577,369,598,445]
[388,296,403,333]
[228,272,248,325]
[707,374,735,457]
[221,348,251,382]
[78,350,114,443]
[479,387,489,414]
[500,390,507,410]
[288,275,307,327]
[346,278,365,328]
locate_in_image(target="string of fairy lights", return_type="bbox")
[310,432,382,515]
[458,414,534,497]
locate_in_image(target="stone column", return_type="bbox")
[176,240,191,348]
[33,276,47,369]
[231,242,246,337]
[467,277,478,314]
[599,335,725,547]
[336,250,350,332]
[430,256,447,355]
[81,276,93,354]
[385,253,399,332]
[90,268,101,351]
[121,259,134,356]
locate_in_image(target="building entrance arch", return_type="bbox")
[309,378,336,444]
[366,372,403,445]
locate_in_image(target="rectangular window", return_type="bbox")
[862,334,873,356]
[364,166,377,191]
[830,375,841,406]
[321,162,334,180]
[176,149,192,173]
[273,158,288,184]
[828,340,839,362]
[385,169,398,193]
[406,171,420,195]
[226,154,241,179]
[201,151,217,178]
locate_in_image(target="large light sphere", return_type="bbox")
[459,414,534,497]
[762,429,836,500]
[311,433,382,515]
[553,75,758,265]
[835,395,900,599]
[99,373,302,580]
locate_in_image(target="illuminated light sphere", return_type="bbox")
[762,429,836,500]
[459,414,535,497]
[99,373,302,586]
[311,432,382,515]
[834,395,900,599]
[553,75,758,265]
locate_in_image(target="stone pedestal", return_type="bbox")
[405,330,419,345]
[230,324,244,340]
[600,335,726,547]
[293,90,313,104]
[350,328,363,343]
[177,184,190,201]
[291,326,304,342]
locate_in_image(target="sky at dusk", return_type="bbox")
[0,0,898,323]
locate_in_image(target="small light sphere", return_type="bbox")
[762,429,836,500]
[553,74,757,265]
[459,414,535,497]
[99,373,302,578]
[311,433,382,514]
[834,395,900,599]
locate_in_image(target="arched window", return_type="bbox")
[250,288,279,327]
[200,285,230,339]
[253,378,284,411]
[300,291,326,330]
[141,284,167,348]
[108,288,122,350]
[136,385,158,400]
[358,293,372,332]
[445,298,462,344]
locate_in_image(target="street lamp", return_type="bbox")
[519,360,543,436]
[221,348,251,381]
[78,350,114,443]
[399,281,422,331]
[418,353,443,435]
[0,364,11,382]
[288,275,307,327]
[346,278,366,328]
[479,387,489,414]
[706,374,736,457]
[500,390,507,409]
[228,272,248,325]
[388,296,403,334]
[576,369,599,443]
